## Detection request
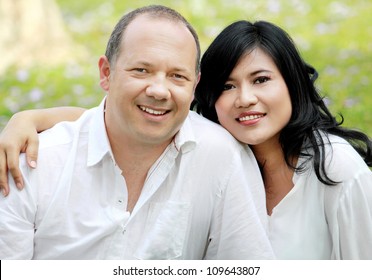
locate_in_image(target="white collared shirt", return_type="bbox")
[269,134,372,259]
[0,99,274,260]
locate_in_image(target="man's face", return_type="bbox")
[100,15,199,148]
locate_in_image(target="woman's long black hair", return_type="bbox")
[192,20,372,185]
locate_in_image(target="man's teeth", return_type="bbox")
[239,115,263,121]
[140,106,166,115]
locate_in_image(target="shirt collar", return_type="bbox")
[87,98,114,167]
[87,101,197,167]
[172,112,197,154]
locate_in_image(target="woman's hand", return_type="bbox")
[0,111,39,196]
[0,106,85,196]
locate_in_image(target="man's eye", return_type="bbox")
[254,76,270,84]
[134,68,147,73]
[172,73,185,80]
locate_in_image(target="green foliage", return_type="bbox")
[1,0,371,136]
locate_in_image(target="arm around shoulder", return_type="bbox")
[0,106,86,196]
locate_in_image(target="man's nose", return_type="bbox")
[145,76,171,100]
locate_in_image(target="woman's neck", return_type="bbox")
[251,139,297,215]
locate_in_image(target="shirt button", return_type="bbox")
[116,197,125,208]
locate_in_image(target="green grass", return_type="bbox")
[1,0,371,136]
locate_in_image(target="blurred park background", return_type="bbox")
[0,0,371,136]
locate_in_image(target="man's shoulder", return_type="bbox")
[185,111,245,155]
[38,107,98,150]
[187,111,240,142]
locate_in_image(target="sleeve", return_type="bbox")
[0,164,36,259]
[204,150,275,260]
[328,170,372,259]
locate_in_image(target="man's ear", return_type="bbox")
[195,72,201,89]
[191,72,201,102]
[193,72,201,92]
[99,55,111,91]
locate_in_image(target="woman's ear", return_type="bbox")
[98,55,111,91]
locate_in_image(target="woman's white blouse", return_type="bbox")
[268,134,372,259]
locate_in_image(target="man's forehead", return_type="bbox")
[117,14,198,73]
[125,14,185,35]
[122,15,196,53]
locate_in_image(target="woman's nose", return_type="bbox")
[234,88,258,108]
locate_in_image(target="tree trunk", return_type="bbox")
[0,0,84,75]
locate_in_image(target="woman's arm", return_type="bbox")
[0,107,86,196]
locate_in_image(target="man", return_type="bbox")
[0,5,274,259]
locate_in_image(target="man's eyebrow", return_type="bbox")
[132,61,188,70]
[172,67,192,73]
[127,60,193,76]
[134,61,152,67]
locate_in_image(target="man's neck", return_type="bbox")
[109,133,173,213]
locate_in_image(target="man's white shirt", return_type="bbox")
[0,99,273,260]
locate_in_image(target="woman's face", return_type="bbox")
[215,48,292,147]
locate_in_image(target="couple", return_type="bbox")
[0,5,371,260]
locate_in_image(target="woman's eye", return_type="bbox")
[135,68,147,73]
[223,84,235,91]
[254,76,270,84]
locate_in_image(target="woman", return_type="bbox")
[1,20,372,259]
[192,20,372,259]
